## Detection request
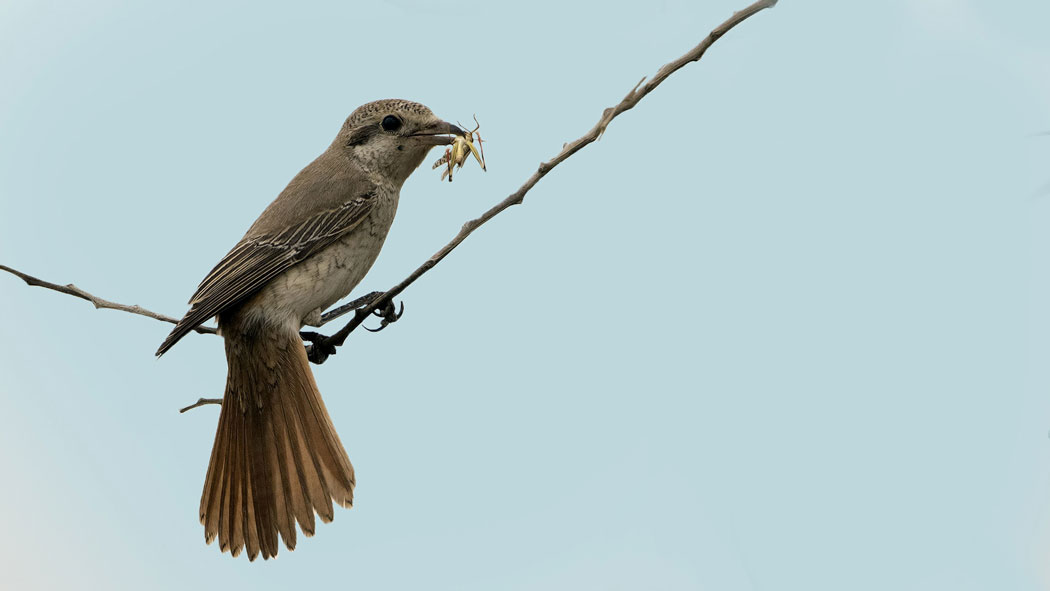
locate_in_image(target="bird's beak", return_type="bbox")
[410,120,467,145]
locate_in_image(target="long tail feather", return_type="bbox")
[200,324,355,560]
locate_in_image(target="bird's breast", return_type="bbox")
[241,190,400,329]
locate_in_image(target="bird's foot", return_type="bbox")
[301,331,338,365]
[300,297,405,362]
[364,300,404,333]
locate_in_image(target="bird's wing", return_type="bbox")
[156,191,377,356]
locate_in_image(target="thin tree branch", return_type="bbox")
[0,264,383,338]
[307,0,778,359]
[0,264,218,335]
[179,397,223,413]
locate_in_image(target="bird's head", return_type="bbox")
[336,99,465,185]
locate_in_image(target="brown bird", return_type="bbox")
[157,99,465,560]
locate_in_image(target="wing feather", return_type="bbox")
[156,193,376,356]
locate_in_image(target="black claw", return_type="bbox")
[364,300,405,332]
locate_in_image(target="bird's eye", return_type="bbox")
[381,115,402,132]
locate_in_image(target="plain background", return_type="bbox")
[1,0,1048,589]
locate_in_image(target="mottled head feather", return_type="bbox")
[343,99,434,129]
[332,98,446,183]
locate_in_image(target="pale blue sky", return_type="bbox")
[1,1,1048,589]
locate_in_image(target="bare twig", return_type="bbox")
[0,264,218,335]
[0,0,777,366]
[310,0,778,355]
[179,397,223,413]
[0,264,383,337]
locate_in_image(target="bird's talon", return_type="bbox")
[362,300,404,333]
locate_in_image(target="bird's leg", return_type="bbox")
[364,300,405,333]
[300,293,405,363]
[301,330,339,364]
[301,292,385,363]
[316,290,384,326]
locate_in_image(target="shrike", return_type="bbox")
[157,99,465,561]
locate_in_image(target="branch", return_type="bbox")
[179,397,223,413]
[0,263,385,340]
[0,264,218,335]
[311,0,779,353]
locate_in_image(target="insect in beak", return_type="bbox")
[431,115,486,182]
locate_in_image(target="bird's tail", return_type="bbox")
[200,325,355,561]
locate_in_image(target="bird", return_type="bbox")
[156,99,465,561]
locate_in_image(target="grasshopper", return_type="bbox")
[432,115,486,182]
